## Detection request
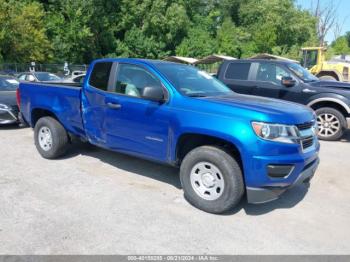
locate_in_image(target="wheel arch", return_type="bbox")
[175,133,243,168]
[31,108,60,127]
[316,70,342,81]
[307,98,350,116]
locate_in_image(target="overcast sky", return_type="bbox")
[296,0,350,43]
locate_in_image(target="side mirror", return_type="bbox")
[142,86,165,102]
[281,76,296,87]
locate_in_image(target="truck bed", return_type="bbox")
[20,82,85,138]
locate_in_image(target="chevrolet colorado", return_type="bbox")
[18,58,320,214]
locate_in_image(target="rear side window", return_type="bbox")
[225,62,251,80]
[89,62,113,91]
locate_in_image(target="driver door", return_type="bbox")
[104,63,170,161]
[252,62,301,102]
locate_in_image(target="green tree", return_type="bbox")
[176,27,217,57]
[238,0,317,56]
[216,18,251,58]
[0,0,51,63]
[0,0,320,63]
[111,0,191,58]
[44,0,96,63]
[331,36,350,55]
[345,31,350,47]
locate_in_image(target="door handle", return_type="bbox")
[106,102,122,109]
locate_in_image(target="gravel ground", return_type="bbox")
[0,126,349,255]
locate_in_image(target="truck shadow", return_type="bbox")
[242,184,309,216]
[64,142,309,216]
[340,131,350,142]
[65,143,182,189]
[0,124,22,130]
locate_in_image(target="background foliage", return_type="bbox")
[0,0,349,64]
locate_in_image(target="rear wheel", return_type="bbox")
[180,145,244,214]
[34,117,69,159]
[315,107,346,141]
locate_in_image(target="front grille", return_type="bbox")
[301,136,314,150]
[297,122,313,130]
[297,122,316,151]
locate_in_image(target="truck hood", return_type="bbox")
[309,80,350,90]
[0,91,17,106]
[199,94,314,124]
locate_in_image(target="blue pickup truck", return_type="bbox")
[19,58,320,213]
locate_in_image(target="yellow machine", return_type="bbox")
[301,47,350,82]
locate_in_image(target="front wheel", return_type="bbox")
[34,117,69,159]
[315,107,346,141]
[180,146,244,214]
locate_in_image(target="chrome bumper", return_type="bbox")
[347,117,350,129]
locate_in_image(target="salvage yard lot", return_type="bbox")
[0,126,349,254]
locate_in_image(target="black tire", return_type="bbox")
[34,117,69,159]
[180,145,244,214]
[315,107,346,141]
[318,75,337,81]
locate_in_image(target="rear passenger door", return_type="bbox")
[81,61,114,145]
[220,62,255,95]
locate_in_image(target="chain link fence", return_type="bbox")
[0,63,89,77]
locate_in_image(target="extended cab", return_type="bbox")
[217,59,350,141]
[19,58,320,214]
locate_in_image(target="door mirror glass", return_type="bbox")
[281,76,296,87]
[142,86,164,102]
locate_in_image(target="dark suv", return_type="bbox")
[217,59,350,141]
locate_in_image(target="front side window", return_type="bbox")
[154,63,232,97]
[89,62,113,91]
[34,72,61,82]
[114,64,162,98]
[225,62,251,80]
[74,75,85,84]
[256,63,292,85]
[18,74,26,81]
[302,50,318,69]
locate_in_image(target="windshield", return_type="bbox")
[34,72,61,82]
[155,63,233,97]
[0,77,19,91]
[287,63,319,82]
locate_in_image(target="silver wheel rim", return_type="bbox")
[190,162,225,201]
[38,126,53,151]
[317,113,340,138]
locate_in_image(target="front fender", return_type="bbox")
[307,93,350,113]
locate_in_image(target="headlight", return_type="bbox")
[252,122,300,144]
[0,104,9,109]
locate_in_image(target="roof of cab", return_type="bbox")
[222,58,296,65]
[92,57,187,66]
